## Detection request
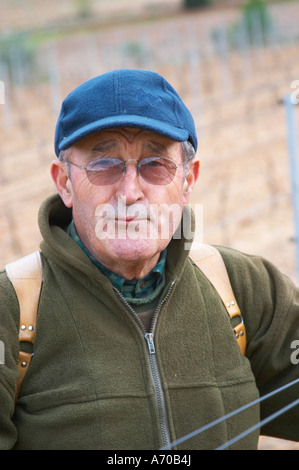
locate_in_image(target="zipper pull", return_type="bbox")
[145,333,156,354]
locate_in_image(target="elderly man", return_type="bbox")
[1,69,299,450]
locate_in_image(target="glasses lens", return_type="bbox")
[84,156,178,186]
[139,157,177,185]
[86,158,124,186]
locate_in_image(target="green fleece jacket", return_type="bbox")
[0,194,299,450]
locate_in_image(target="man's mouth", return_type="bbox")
[114,217,150,227]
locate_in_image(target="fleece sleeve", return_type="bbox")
[219,246,299,441]
[0,270,20,449]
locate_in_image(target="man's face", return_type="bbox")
[51,128,199,277]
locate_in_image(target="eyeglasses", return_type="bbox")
[65,156,184,186]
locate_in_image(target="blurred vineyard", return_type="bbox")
[1,0,299,449]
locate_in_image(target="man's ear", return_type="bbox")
[183,159,200,205]
[50,160,73,208]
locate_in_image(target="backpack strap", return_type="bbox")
[5,251,43,400]
[190,244,246,356]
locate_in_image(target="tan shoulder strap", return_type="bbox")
[5,250,43,400]
[190,244,246,356]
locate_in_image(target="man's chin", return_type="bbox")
[109,238,163,258]
[95,237,167,265]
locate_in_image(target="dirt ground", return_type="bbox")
[1,0,299,450]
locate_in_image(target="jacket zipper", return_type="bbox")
[113,279,176,449]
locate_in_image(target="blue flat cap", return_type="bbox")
[54,69,197,156]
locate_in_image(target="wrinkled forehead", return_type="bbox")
[69,127,183,156]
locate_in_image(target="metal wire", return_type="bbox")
[216,398,299,450]
[160,377,299,450]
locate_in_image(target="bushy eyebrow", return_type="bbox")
[143,141,168,155]
[92,141,117,153]
[91,139,168,155]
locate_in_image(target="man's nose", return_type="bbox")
[115,160,144,204]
